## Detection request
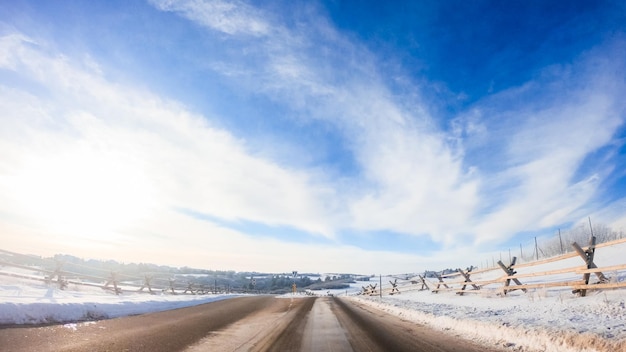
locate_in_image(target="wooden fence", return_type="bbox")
[370,236,626,298]
[0,249,242,295]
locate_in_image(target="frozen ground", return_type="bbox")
[352,286,625,352]
[0,274,238,325]
[344,242,626,352]
[1,242,625,352]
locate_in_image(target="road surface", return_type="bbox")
[0,296,505,351]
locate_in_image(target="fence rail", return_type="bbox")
[0,249,248,295]
[367,236,626,298]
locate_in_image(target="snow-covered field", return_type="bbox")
[1,242,625,352]
[0,274,238,325]
[353,286,625,352]
[348,241,626,352]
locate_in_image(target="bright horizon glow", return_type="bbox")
[1,1,626,273]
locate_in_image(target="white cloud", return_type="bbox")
[0,32,338,249]
[147,0,481,244]
[147,0,626,250]
[346,113,478,244]
[466,46,626,244]
[0,23,479,272]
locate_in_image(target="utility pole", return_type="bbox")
[558,229,564,254]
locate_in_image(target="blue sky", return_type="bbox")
[1,0,625,273]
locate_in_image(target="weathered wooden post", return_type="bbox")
[389,279,400,295]
[572,236,608,296]
[169,278,176,294]
[456,268,479,295]
[418,275,430,291]
[365,283,378,296]
[433,273,448,293]
[46,260,67,290]
[183,282,196,294]
[497,257,527,295]
[104,272,121,295]
[139,275,154,294]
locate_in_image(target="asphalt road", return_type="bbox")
[0,296,505,351]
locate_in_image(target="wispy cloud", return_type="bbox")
[463,43,626,243]
[149,0,480,244]
[150,0,626,248]
[0,32,338,246]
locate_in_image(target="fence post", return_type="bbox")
[183,282,196,294]
[46,260,67,290]
[139,275,154,294]
[456,268,479,295]
[361,283,378,296]
[497,257,527,295]
[572,236,608,296]
[389,279,400,295]
[104,272,121,295]
[169,278,176,294]
[416,275,429,291]
[433,273,447,292]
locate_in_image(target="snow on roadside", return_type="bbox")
[0,275,239,325]
[351,242,626,352]
[353,289,625,352]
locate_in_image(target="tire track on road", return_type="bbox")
[332,297,504,352]
[184,297,315,352]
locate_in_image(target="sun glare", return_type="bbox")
[9,146,154,241]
